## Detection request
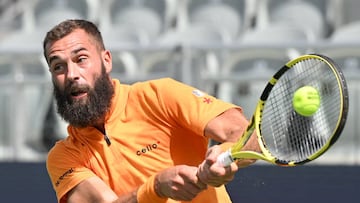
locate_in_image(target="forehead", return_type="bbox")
[47,29,96,58]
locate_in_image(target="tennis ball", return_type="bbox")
[292,86,320,116]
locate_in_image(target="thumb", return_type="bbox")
[205,145,224,163]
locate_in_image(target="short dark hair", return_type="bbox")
[43,19,105,62]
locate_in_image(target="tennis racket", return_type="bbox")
[217,54,349,166]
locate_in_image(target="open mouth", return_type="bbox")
[71,90,87,98]
[68,86,89,99]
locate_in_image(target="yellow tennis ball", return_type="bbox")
[292,86,321,116]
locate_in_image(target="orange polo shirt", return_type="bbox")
[47,78,238,203]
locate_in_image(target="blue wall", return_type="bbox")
[0,162,56,203]
[227,165,360,203]
[0,163,359,203]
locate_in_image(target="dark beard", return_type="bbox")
[53,66,114,128]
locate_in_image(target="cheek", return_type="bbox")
[52,75,66,91]
[80,68,98,84]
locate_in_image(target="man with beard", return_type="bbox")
[43,19,260,203]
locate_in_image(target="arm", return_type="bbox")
[67,176,136,203]
[67,166,207,203]
[204,107,260,160]
[197,108,261,187]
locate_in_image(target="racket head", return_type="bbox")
[253,54,349,166]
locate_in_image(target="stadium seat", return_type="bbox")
[240,23,309,44]
[100,0,164,46]
[260,0,327,41]
[0,54,52,161]
[327,0,360,32]
[0,0,85,161]
[35,0,87,31]
[157,0,246,89]
[216,18,308,115]
[158,0,245,46]
[189,1,243,42]
[0,62,14,160]
[0,0,86,51]
[100,0,171,84]
[321,20,360,73]
[112,7,162,44]
[110,50,140,83]
[212,48,291,117]
[330,21,360,43]
[110,45,183,84]
[36,8,83,32]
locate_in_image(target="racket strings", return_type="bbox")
[260,58,342,163]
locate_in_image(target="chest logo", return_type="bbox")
[136,141,160,156]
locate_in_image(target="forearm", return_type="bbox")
[112,174,167,203]
[112,190,138,203]
[205,108,261,154]
[205,108,250,143]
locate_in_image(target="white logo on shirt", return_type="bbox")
[192,89,205,97]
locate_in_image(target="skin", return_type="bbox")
[46,28,260,203]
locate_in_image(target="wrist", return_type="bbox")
[219,142,235,151]
[137,174,167,203]
[154,174,165,198]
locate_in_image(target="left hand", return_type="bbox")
[196,145,238,187]
[155,165,207,201]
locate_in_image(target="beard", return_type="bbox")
[53,65,114,128]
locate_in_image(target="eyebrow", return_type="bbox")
[48,47,88,65]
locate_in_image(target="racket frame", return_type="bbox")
[217,54,349,167]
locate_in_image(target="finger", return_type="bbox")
[206,146,222,163]
[170,180,205,201]
[195,168,208,188]
[204,163,238,187]
[171,189,198,201]
[214,163,237,181]
[236,158,257,168]
[211,160,238,176]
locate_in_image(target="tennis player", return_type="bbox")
[43,19,260,203]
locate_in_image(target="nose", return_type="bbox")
[67,62,80,80]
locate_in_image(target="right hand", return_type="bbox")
[196,145,238,187]
[155,165,207,201]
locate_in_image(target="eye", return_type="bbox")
[77,56,88,64]
[51,63,66,73]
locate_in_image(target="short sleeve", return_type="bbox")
[46,141,96,203]
[144,78,240,134]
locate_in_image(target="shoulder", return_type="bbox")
[46,140,96,203]
[46,138,84,168]
[47,140,67,163]
[133,77,180,89]
[131,78,192,95]
[126,78,181,98]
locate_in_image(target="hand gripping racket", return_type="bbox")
[217,54,349,166]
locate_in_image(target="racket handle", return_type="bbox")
[216,150,234,166]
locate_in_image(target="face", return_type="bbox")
[46,29,114,127]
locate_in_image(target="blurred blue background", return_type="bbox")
[1,0,359,202]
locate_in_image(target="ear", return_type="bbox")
[102,50,112,73]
